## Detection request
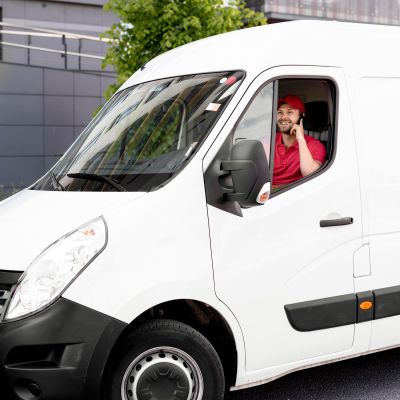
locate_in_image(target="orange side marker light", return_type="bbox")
[360,301,373,310]
[259,192,269,203]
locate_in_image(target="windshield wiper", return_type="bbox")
[50,171,64,191]
[67,173,128,192]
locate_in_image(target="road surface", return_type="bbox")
[225,347,400,400]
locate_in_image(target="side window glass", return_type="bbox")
[274,78,334,192]
[233,83,274,162]
[231,78,335,196]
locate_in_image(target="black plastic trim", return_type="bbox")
[374,285,400,320]
[285,293,356,332]
[285,285,400,332]
[0,297,127,400]
[0,270,23,322]
[0,271,22,287]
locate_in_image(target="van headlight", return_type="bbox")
[5,216,107,320]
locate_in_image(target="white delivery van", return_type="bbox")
[1,19,400,400]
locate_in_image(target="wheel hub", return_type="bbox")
[137,362,190,399]
[122,347,203,400]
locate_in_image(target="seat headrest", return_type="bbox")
[303,101,329,131]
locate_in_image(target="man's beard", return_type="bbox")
[279,123,293,134]
[277,116,301,134]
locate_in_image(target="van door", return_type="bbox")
[204,66,363,372]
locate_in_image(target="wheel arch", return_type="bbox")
[104,299,239,390]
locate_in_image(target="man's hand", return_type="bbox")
[295,118,323,177]
[290,118,305,142]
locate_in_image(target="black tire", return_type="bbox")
[104,319,225,400]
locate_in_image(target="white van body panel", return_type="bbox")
[120,20,400,91]
[62,157,213,318]
[0,190,144,269]
[352,74,400,352]
[61,157,247,376]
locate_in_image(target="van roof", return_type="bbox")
[121,20,400,89]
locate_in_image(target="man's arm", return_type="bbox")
[291,119,324,177]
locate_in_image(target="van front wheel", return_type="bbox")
[105,319,225,400]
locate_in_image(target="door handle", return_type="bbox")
[320,217,353,228]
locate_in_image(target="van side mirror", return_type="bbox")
[221,140,270,207]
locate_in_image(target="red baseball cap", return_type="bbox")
[278,95,305,114]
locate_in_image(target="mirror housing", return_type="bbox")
[221,140,270,207]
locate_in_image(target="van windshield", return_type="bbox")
[33,71,244,192]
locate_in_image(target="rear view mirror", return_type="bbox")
[221,140,270,207]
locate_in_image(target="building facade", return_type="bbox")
[0,0,117,196]
[247,0,400,25]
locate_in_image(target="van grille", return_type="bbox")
[0,270,23,321]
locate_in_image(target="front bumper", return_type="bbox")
[0,298,127,400]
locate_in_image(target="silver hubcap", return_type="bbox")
[121,346,204,400]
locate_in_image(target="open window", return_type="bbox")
[233,77,336,196]
[279,79,335,167]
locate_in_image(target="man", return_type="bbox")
[273,95,326,188]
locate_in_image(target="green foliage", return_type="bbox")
[102,0,266,100]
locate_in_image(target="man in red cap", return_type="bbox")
[273,94,326,188]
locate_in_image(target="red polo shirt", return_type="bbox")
[273,133,326,186]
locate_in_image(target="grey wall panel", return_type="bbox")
[0,63,43,94]
[47,0,107,5]
[3,33,26,45]
[79,57,103,71]
[2,47,27,65]
[2,33,28,64]
[44,95,74,126]
[2,0,25,18]
[74,72,100,96]
[0,156,44,187]
[0,126,44,156]
[74,96,99,126]
[0,94,43,125]
[29,52,66,70]
[44,126,74,156]
[2,1,25,19]
[44,69,74,96]
[45,156,61,171]
[25,1,66,23]
[74,126,86,139]
[80,39,104,53]
[65,4,102,25]
[0,63,114,190]
[66,57,79,70]
[32,36,64,51]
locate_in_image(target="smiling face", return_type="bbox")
[277,103,302,134]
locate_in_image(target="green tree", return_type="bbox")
[102,0,266,99]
